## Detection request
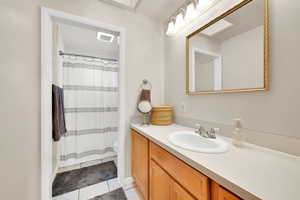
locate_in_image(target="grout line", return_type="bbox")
[106,180,110,192]
[77,189,80,200]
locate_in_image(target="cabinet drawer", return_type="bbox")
[150,141,209,200]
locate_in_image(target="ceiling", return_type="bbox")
[60,23,119,59]
[99,0,186,22]
[136,0,186,22]
[199,0,264,42]
[99,0,140,10]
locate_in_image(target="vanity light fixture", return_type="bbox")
[175,13,185,30]
[196,0,213,10]
[166,0,220,36]
[185,3,198,22]
[166,20,176,36]
[96,31,115,42]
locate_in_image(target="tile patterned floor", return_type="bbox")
[52,184,143,200]
[88,188,126,200]
[52,160,142,200]
[53,178,142,200]
[53,161,117,196]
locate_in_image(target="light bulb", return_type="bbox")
[185,3,198,22]
[166,21,176,36]
[197,0,212,10]
[175,13,185,30]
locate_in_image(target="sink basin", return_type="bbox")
[168,131,229,153]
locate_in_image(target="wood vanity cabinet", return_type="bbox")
[131,129,243,200]
[171,179,196,200]
[150,141,209,200]
[131,130,149,200]
[149,160,172,200]
[211,181,242,200]
[150,159,195,200]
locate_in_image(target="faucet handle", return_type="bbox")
[208,128,218,139]
[195,123,201,133]
[207,128,216,139]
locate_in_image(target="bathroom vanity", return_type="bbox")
[131,124,300,200]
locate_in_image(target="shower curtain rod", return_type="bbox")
[59,51,118,62]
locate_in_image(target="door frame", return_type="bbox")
[191,47,222,91]
[41,7,127,200]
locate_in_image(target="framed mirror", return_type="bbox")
[186,0,269,94]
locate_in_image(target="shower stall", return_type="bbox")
[51,22,121,168]
[60,53,119,167]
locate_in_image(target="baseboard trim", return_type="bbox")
[121,176,135,190]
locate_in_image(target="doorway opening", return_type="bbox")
[41,8,126,200]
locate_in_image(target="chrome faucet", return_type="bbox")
[195,123,206,136]
[207,128,217,139]
[195,123,217,139]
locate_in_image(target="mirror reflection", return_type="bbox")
[187,0,268,94]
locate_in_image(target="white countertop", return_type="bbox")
[131,123,300,200]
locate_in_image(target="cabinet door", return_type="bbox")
[150,160,171,200]
[171,180,196,200]
[150,142,209,200]
[131,130,149,200]
[211,181,242,200]
[218,187,242,200]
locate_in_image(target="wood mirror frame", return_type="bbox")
[186,0,269,95]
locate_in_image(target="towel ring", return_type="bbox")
[140,79,152,90]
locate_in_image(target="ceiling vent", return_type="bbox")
[97,32,115,42]
[99,0,140,10]
[201,19,233,36]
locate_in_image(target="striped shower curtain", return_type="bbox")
[60,54,119,167]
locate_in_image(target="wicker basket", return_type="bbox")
[150,106,173,126]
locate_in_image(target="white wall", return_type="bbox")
[189,25,263,91]
[221,25,264,89]
[194,56,214,91]
[0,0,164,199]
[190,35,221,53]
[165,0,300,141]
[189,35,220,90]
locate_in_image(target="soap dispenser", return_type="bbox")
[232,118,243,147]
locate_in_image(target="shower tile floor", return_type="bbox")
[52,161,142,200]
